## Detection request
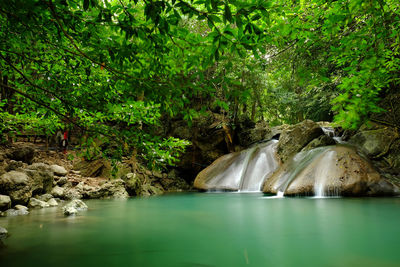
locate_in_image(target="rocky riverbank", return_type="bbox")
[0,143,191,220]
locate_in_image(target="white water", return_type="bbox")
[313,150,337,197]
[203,140,279,192]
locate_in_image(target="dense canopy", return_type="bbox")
[1,0,399,168]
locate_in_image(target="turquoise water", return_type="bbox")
[1,193,400,266]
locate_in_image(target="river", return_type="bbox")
[1,193,400,266]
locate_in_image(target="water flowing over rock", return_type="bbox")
[263,145,397,196]
[194,140,279,191]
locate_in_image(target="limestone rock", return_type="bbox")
[263,145,397,196]
[301,135,336,152]
[277,120,324,163]
[14,205,28,211]
[51,186,65,198]
[97,179,129,199]
[124,173,142,196]
[0,171,32,204]
[50,165,68,176]
[47,198,58,207]
[56,177,68,186]
[73,158,112,178]
[28,197,50,208]
[349,126,398,158]
[1,208,29,217]
[63,206,78,216]
[0,195,11,211]
[7,146,35,164]
[62,199,88,216]
[36,193,53,202]
[5,160,25,172]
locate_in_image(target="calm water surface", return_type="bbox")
[1,193,400,267]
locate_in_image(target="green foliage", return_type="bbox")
[0,0,399,168]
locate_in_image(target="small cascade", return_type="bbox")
[273,147,327,196]
[194,140,279,192]
[321,126,345,144]
[313,150,337,197]
[238,140,279,192]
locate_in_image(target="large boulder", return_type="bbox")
[349,124,398,158]
[301,135,336,152]
[51,186,65,198]
[73,158,112,178]
[0,171,32,204]
[0,195,11,211]
[96,179,129,199]
[7,146,35,164]
[263,145,398,196]
[28,197,50,209]
[50,165,68,176]
[0,208,29,217]
[277,120,324,163]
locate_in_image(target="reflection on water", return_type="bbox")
[1,194,400,267]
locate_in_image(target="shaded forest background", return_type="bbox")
[0,0,399,170]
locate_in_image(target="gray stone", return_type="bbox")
[63,206,78,216]
[0,171,31,204]
[28,197,50,209]
[277,120,324,163]
[50,165,68,176]
[64,188,83,200]
[0,195,11,211]
[5,160,25,172]
[14,205,28,211]
[62,199,88,216]
[301,135,336,152]
[1,208,29,217]
[349,127,398,158]
[36,193,53,202]
[51,186,65,198]
[47,198,58,207]
[7,146,35,164]
[56,177,68,186]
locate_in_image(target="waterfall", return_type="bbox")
[313,150,337,197]
[194,140,279,192]
[273,147,327,196]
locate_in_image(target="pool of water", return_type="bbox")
[1,193,400,266]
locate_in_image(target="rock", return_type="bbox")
[47,198,58,207]
[62,199,88,216]
[7,146,35,164]
[140,184,164,196]
[237,120,270,147]
[0,195,11,211]
[0,226,8,243]
[63,206,78,216]
[160,170,190,192]
[14,205,28,211]
[56,177,68,186]
[0,208,29,217]
[5,160,25,172]
[276,120,324,163]
[301,135,336,152]
[28,197,50,208]
[36,193,53,202]
[50,165,68,176]
[349,125,398,158]
[97,179,129,199]
[124,173,142,196]
[24,168,54,196]
[64,188,83,200]
[0,171,32,204]
[263,145,398,196]
[73,158,112,178]
[51,186,65,198]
